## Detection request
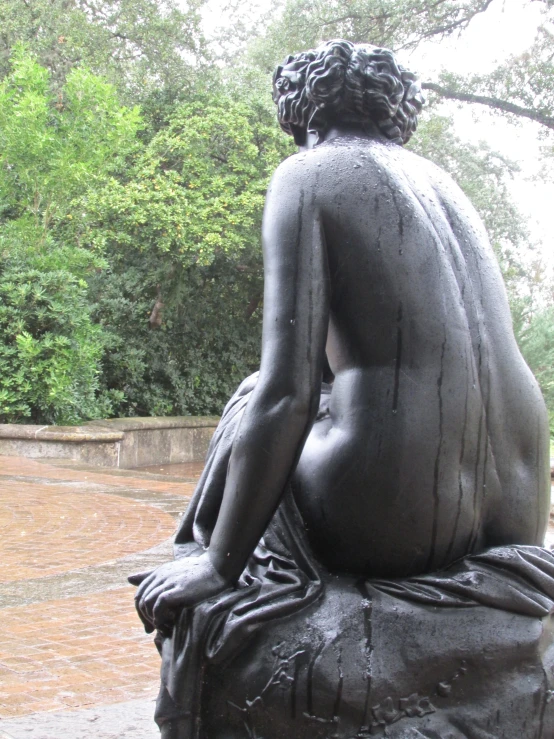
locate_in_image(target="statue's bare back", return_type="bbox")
[292,134,550,578]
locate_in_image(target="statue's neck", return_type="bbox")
[326,122,384,141]
[298,122,386,151]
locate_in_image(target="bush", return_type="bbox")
[0,244,115,424]
[89,252,263,417]
[82,96,291,416]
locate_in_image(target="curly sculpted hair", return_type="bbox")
[272,40,424,146]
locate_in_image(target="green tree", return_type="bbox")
[422,3,554,134]
[0,51,139,423]
[219,0,496,71]
[0,48,141,232]
[518,306,554,436]
[0,0,207,100]
[80,97,292,415]
[225,0,554,143]
[1,3,552,431]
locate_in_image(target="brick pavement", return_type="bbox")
[0,481,176,582]
[0,590,160,718]
[0,454,552,738]
[0,455,201,731]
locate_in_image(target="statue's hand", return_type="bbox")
[128,553,229,633]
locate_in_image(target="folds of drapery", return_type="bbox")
[369,545,554,618]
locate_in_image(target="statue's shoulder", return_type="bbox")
[266,150,332,203]
[268,151,315,189]
[269,141,462,203]
[397,144,461,189]
[271,148,332,175]
[271,140,388,182]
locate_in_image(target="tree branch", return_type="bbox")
[422,82,554,131]
[417,0,494,40]
[310,0,495,46]
[245,294,261,319]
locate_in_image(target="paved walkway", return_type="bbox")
[0,454,552,739]
[0,456,202,738]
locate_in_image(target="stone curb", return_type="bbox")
[0,416,218,468]
[86,415,219,431]
[0,424,124,442]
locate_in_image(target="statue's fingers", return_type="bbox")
[152,589,183,628]
[141,583,174,622]
[128,570,153,586]
[133,592,155,634]
[134,572,158,604]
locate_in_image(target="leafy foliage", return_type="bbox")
[423,4,554,135]
[0,0,207,99]
[82,99,286,264]
[0,241,114,424]
[81,97,292,416]
[0,48,141,231]
[518,306,554,436]
[0,3,552,432]
[218,0,495,72]
[0,52,138,423]
[87,255,263,416]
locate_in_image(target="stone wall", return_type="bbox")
[0,416,219,468]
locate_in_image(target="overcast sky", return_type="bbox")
[403,0,554,271]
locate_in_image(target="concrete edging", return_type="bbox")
[0,416,219,468]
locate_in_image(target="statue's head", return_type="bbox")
[273,40,424,147]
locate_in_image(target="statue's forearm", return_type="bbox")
[207,388,316,583]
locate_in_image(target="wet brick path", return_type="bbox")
[0,456,202,737]
[0,454,552,738]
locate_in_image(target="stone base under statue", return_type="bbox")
[194,579,554,738]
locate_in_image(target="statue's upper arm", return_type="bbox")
[257,156,330,399]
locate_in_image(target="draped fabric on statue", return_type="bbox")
[371,545,554,617]
[155,489,323,735]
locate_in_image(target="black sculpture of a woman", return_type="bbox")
[130,41,553,739]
